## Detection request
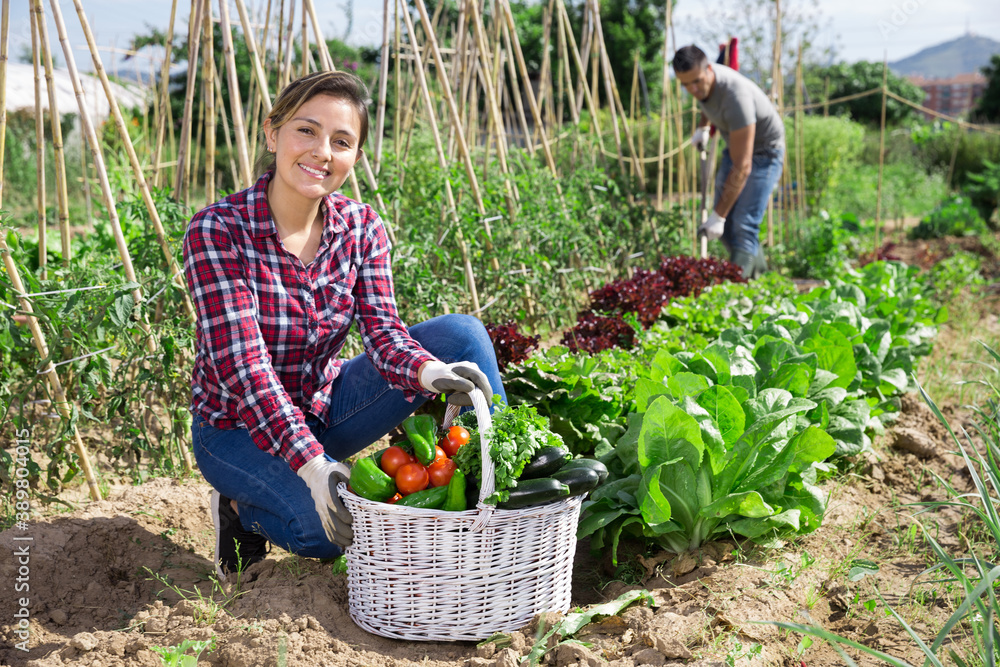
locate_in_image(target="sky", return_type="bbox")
[7,0,1000,78]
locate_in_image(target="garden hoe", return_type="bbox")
[697,146,709,259]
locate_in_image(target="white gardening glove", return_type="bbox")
[296,457,353,548]
[419,359,492,407]
[698,211,726,241]
[692,126,710,151]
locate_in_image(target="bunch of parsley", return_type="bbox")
[453,401,564,504]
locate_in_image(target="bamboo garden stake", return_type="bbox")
[234,0,273,114]
[0,1,103,501]
[573,0,592,119]
[556,6,578,126]
[500,17,534,155]
[795,43,807,230]
[373,0,391,173]
[484,7,507,182]
[175,0,204,203]
[552,9,566,128]
[218,0,254,189]
[203,0,216,203]
[151,0,178,188]
[394,0,402,160]
[213,68,241,181]
[534,1,554,144]
[30,9,47,279]
[192,83,205,189]
[874,51,888,253]
[280,0,296,88]
[31,0,71,264]
[301,0,309,77]
[656,0,673,209]
[276,0,285,81]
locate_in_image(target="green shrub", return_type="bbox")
[781,211,863,279]
[926,251,986,300]
[823,162,948,221]
[965,158,1000,225]
[910,195,988,240]
[783,115,865,206]
[910,121,1000,190]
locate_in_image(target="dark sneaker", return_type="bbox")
[211,491,269,581]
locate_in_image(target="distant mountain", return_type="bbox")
[889,33,1000,79]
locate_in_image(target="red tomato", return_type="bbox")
[433,445,448,466]
[439,426,471,458]
[396,463,429,495]
[381,446,415,477]
[427,458,458,488]
[386,493,403,504]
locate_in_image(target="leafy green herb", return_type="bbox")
[453,402,564,504]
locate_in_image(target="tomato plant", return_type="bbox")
[381,446,414,477]
[427,458,457,487]
[396,462,430,495]
[439,426,470,458]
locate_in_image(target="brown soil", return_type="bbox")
[878,232,1000,280]
[1,393,985,667]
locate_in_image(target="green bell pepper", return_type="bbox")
[402,414,438,466]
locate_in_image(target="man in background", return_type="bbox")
[673,45,785,278]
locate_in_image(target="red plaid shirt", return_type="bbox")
[183,172,435,471]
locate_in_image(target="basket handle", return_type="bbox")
[442,387,496,505]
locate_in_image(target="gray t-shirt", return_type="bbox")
[698,64,784,154]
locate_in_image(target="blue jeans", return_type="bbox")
[191,313,506,560]
[714,147,784,258]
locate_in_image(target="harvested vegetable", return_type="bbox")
[402,414,438,466]
[350,457,397,502]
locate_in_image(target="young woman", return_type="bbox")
[183,71,506,580]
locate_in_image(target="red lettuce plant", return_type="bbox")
[485,321,541,371]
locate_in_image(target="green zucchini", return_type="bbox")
[498,478,570,509]
[396,485,448,509]
[349,457,397,502]
[559,458,609,484]
[520,446,571,480]
[552,467,600,497]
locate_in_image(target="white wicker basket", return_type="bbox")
[338,389,583,642]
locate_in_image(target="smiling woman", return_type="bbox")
[181,71,507,581]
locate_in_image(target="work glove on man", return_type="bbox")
[419,360,492,407]
[296,457,353,549]
[692,126,710,151]
[698,211,726,241]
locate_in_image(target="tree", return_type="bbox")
[974,53,1000,123]
[685,0,838,90]
[809,61,924,126]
